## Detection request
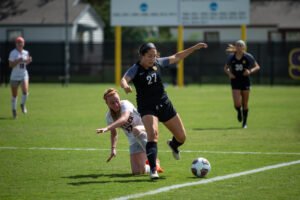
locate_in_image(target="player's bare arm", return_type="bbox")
[168,42,208,64]
[9,58,23,68]
[121,76,133,94]
[107,129,118,162]
[224,64,235,79]
[243,62,260,76]
[96,111,131,134]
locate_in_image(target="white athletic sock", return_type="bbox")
[145,164,150,174]
[12,97,17,110]
[21,93,28,105]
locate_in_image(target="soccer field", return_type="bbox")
[0,84,299,200]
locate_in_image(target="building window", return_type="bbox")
[268,31,283,42]
[286,32,300,41]
[7,30,24,42]
[204,32,219,42]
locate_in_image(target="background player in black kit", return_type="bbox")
[121,42,208,179]
[224,40,260,128]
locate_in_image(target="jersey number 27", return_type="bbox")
[146,73,157,85]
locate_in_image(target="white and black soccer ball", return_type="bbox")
[191,157,211,178]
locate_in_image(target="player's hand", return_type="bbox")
[96,127,108,134]
[229,73,236,79]
[194,43,208,50]
[26,56,32,64]
[243,69,251,76]
[124,86,133,94]
[106,149,116,162]
[17,57,23,63]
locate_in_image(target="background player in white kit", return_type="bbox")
[96,88,163,175]
[8,36,32,119]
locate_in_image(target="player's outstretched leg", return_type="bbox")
[167,137,182,160]
[164,114,186,160]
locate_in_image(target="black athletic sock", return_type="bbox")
[170,137,183,152]
[242,109,248,125]
[146,142,157,172]
[235,106,242,122]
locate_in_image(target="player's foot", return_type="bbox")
[12,110,17,119]
[242,123,247,129]
[167,140,180,160]
[150,170,159,179]
[20,104,27,114]
[237,110,242,122]
[156,159,164,173]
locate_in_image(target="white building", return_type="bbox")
[0,0,104,43]
[170,0,300,42]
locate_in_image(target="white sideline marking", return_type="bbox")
[0,146,300,155]
[112,160,300,200]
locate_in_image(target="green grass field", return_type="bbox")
[0,84,299,200]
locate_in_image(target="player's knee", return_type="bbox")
[147,129,158,141]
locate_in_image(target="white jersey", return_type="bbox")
[106,100,143,145]
[9,48,30,81]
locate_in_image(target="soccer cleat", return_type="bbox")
[12,110,17,119]
[167,140,180,160]
[243,124,247,129]
[20,104,27,114]
[150,170,159,179]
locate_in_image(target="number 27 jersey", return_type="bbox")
[124,57,170,108]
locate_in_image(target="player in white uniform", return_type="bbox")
[96,88,163,175]
[8,36,32,119]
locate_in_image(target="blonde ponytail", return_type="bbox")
[226,44,237,54]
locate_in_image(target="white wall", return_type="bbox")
[76,11,103,43]
[0,26,73,42]
[170,27,277,42]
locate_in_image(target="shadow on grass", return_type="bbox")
[62,173,133,179]
[193,127,241,131]
[63,173,165,185]
[0,117,13,120]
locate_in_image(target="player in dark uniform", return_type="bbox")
[121,42,208,179]
[224,40,260,128]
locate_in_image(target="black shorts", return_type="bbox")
[138,98,177,122]
[231,78,251,90]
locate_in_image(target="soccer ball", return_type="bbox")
[191,157,211,178]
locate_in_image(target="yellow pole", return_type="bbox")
[241,24,247,41]
[177,25,184,87]
[115,26,122,86]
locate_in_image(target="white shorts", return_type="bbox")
[10,79,28,87]
[129,142,145,154]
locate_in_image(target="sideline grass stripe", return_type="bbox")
[112,160,300,200]
[1,146,300,155]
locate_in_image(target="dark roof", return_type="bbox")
[0,0,88,25]
[251,1,300,29]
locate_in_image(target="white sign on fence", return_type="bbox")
[111,0,250,26]
[180,0,250,26]
[111,0,179,26]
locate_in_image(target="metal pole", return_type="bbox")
[115,26,122,86]
[177,25,184,87]
[64,0,70,86]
